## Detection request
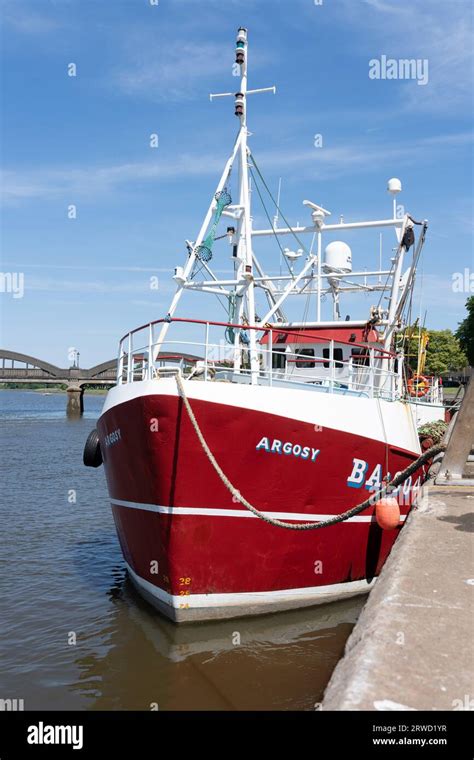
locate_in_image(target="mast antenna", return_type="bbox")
[274,178,282,228]
[209,27,276,124]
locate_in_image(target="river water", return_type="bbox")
[0,390,365,711]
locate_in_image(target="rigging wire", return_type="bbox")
[248,165,294,276]
[249,152,310,256]
[416,253,425,375]
[249,166,317,327]
[375,250,397,312]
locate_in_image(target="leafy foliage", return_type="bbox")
[401,328,467,374]
[424,330,467,374]
[455,296,474,366]
[417,420,448,443]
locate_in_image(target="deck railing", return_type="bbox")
[117,318,403,401]
[408,376,444,405]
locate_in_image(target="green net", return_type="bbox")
[196,189,232,262]
[225,292,237,344]
[225,292,250,347]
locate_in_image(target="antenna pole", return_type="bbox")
[317,231,322,322]
[274,178,282,228]
[234,29,259,383]
[379,233,382,284]
[206,29,276,378]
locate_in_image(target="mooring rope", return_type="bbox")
[175,373,446,530]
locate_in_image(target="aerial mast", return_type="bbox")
[154,28,275,369]
[233,27,258,381]
[210,27,276,382]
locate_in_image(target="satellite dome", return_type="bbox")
[323,241,352,274]
[387,178,402,195]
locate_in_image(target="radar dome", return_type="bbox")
[323,241,352,274]
[387,178,402,195]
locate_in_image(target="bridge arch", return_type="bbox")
[0,349,62,377]
[87,359,117,380]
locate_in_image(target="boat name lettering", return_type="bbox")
[105,429,121,447]
[347,457,422,497]
[256,437,320,462]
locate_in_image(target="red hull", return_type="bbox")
[97,384,424,621]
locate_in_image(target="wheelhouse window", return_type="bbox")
[351,347,369,366]
[323,347,344,369]
[296,348,316,368]
[272,346,286,369]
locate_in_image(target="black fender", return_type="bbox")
[83,429,103,468]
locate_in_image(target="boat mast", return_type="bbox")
[154,28,275,375]
[216,27,275,382]
[235,28,259,382]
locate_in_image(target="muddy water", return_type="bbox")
[0,390,365,710]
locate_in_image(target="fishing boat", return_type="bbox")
[84,28,431,622]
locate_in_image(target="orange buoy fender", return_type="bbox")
[375,497,400,530]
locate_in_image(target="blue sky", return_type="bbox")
[1,0,473,367]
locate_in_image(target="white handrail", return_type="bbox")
[117,321,400,400]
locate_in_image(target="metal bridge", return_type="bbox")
[0,350,117,414]
[0,349,201,415]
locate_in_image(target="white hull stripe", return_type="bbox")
[125,562,376,610]
[111,498,407,524]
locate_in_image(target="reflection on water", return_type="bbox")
[0,390,365,710]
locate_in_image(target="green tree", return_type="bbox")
[400,331,426,373]
[424,330,467,375]
[455,296,474,366]
[400,325,467,375]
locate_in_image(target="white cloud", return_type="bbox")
[0,263,168,273]
[1,2,62,35]
[113,42,232,102]
[110,21,268,103]
[363,0,411,16]
[2,130,471,203]
[25,276,161,295]
[413,272,472,318]
[255,131,473,181]
[0,153,225,202]
[343,0,473,114]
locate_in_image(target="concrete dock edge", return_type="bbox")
[322,484,474,711]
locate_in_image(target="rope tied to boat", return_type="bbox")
[175,373,446,530]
